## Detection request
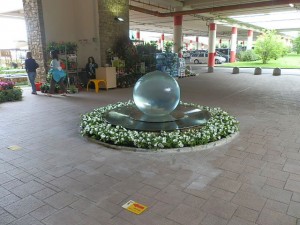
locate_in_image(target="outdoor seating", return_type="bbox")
[87,79,107,93]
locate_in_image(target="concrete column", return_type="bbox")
[230,27,237,63]
[208,22,216,72]
[196,36,199,50]
[173,15,183,56]
[219,38,222,48]
[247,30,253,50]
[97,0,129,66]
[22,0,47,81]
[136,29,140,40]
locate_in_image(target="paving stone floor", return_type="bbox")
[1,68,300,225]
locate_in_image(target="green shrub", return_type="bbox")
[40,83,50,93]
[117,73,142,88]
[237,50,259,61]
[40,82,60,93]
[0,88,22,103]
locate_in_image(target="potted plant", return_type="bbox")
[35,82,43,91]
[68,84,78,93]
[40,83,50,93]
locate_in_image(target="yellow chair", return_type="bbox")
[87,79,107,93]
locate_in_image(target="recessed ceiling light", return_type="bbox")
[289,3,295,7]
[114,17,124,22]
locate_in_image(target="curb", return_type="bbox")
[86,132,239,154]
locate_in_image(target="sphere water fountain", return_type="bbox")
[105,71,211,131]
[133,71,180,120]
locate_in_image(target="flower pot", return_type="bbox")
[35,82,42,91]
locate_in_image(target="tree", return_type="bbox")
[164,41,174,53]
[112,36,140,73]
[254,30,285,64]
[293,36,300,54]
[136,42,158,72]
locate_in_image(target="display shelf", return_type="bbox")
[59,48,80,90]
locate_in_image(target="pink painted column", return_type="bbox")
[247,30,253,50]
[174,15,183,56]
[208,23,216,72]
[196,36,199,50]
[136,29,140,40]
[230,27,237,63]
[161,33,165,50]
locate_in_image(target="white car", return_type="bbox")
[182,51,191,58]
[190,52,226,64]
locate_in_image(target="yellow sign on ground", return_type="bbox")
[7,145,22,151]
[122,200,147,215]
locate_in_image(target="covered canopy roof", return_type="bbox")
[129,0,300,38]
[0,0,299,39]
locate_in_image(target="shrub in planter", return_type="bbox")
[0,81,14,90]
[68,84,78,93]
[40,83,60,93]
[117,73,142,88]
[40,83,50,93]
[0,88,22,103]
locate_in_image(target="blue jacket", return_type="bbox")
[25,58,39,72]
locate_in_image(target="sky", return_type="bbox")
[230,10,300,38]
[0,0,26,48]
[0,18,27,49]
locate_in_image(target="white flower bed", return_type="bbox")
[80,101,239,150]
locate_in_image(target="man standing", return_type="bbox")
[25,51,39,95]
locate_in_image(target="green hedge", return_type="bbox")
[0,88,23,103]
[237,50,260,61]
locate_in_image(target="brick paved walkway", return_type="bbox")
[0,69,300,225]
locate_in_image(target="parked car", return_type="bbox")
[182,51,191,58]
[216,48,230,62]
[190,52,226,64]
[216,51,230,62]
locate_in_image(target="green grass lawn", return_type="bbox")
[219,53,300,69]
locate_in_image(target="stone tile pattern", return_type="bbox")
[1,70,300,224]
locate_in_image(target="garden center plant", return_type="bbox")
[0,81,22,103]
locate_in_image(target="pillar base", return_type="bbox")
[208,67,214,73]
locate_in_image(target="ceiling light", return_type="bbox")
[114,17,124,22]
[289,3,295,7]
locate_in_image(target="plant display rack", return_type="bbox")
[46,42,80,93]
[156,53,179,77]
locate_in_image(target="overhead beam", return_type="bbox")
[183,0,202,7]
[130,0,300,17]
[147,0,183,8]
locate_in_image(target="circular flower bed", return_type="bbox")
[80,101,239,150]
